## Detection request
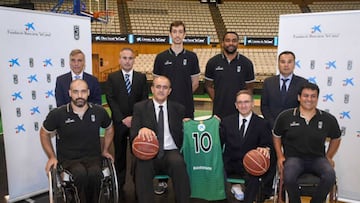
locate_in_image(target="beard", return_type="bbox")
[72,98,86,107]
[224,45,237,55]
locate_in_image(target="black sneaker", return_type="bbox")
[154,182,168,195]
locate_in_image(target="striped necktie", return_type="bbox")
[125,74,131,94]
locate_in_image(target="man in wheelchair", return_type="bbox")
[273,83,341,203]
[40,79,115,203]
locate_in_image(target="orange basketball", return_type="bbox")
[132,136,159,160]
[243,149,270,176]
[93,12,100,19]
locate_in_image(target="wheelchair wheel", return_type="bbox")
[49,167,65,203]
[329,181,338,203]
[49,166,80,203]
[98,158,119,203]
[273,172,285,203]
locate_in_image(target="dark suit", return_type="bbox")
[105,70,148,190]
[130,99,190,203]
[261,74,307,127]
[55,72,102,106]
[260,74,307,198]
[220,113,272,203]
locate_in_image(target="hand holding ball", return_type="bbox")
[132,135,159,160]
[243,149,270,176]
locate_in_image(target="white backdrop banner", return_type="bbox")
[0,7,91,202]
[278,10,360,201]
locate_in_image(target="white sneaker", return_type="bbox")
[231,184,244,201]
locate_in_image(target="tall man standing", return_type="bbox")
[55,49,102,107]
[153,20,200,119]
[260,51,307,199]
[153,20,200,194]
[205,32,255,119]
[106,48,148,197]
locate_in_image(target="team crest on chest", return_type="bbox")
[318,121,323,129]
[183,59,187,66]
[91,114,95,122]
[197,123,206,131]
[237,66,242,72]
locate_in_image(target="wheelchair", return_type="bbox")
[48,157,119,203]
[273,171,338,203]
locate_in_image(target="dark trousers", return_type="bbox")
[135,150,190,203]
[262,146,277,196]
[283,157,336,203]
[61,157,102,203]
[113,124,129,190]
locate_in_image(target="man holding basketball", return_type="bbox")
[273,82,341,203]
[130,76,190,203]
[220,90,272,202]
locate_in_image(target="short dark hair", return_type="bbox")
[170,21,186,33]
[236,90,253,101]
[222,31,239,42]
[278,51,296,61]
[152,75,172,88]
[299,82,320,97]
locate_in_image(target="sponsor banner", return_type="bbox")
[0,7,91,202]
[91,34,210,44]
[243,37,277,46]
[92,34,128,42]
[183,36,209,45]
[133,35,168,43]
[278,10,360,201]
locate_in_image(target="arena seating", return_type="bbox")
[133,53,157,75]
[133,48,277,81]
[2,0,359,79]
[218,1,301,38]
[127,0,218,43]
[308,1,360,12]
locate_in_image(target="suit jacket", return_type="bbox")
[105,70,148,125]
[55,72,102,106]
[261,74,307,127]
[220,113,272,174]
[130,99,185,149]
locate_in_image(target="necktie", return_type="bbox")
[74,75,80,80]
[125,74,131,94]
[281,78,289,104]
[239,118,247,137]
[157,105,164,158]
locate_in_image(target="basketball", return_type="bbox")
[93,12,100,19]
[132,136,159,160]
[243,149,270,176]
